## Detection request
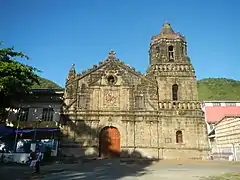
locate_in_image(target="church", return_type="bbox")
[61,22,210,160]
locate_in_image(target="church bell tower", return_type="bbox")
[149,22,188,64]
[147,22,198,101]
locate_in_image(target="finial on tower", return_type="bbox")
[109,50,116,57]
[67,63,76,82]
[160,21,174,35]
[70,63,75,70]
[69,63,76,74]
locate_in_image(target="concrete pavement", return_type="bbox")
[1,159,240,180]
[0,162,82,180]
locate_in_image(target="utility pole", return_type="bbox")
[14,100,23,152]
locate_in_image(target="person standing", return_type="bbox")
[35,148,42,173]
[29,150,37,173]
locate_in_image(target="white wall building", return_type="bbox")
[201,101,240,161]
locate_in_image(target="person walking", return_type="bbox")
[29,150,37,173]
[35,148,42,173]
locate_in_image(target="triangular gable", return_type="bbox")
[67,50,157,86]
[208,115,240,136]
[215,115,240,126]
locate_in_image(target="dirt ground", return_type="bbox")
[1,159,240,180]
[141,160,240,180]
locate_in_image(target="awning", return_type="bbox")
[0,125,15,137]
[15,128,60,133]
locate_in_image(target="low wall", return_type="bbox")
[211,143,240,161]
[120,147,209,160]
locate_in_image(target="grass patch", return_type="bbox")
[202,173,240,180]
[227,162,240,165]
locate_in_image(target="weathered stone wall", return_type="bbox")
[155,76,198,101]
[60,113,209,159]
[62,23,210,160]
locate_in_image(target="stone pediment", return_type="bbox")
[75,50,157,86]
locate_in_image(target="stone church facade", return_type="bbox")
[61,22,209,160]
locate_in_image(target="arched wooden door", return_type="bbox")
[99,126,120,158]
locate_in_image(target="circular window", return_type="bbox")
[106,75,117,85]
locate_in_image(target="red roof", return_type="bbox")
[205,106,240,123]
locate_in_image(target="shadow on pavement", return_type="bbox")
[1,156,157,180]
[39,157,156,180]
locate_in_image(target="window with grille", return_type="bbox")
[135,96,144,109]
[17,108,29,121]
[42,108,54,121]
[172,84,178,101]
[168,45,174,62]
[176,130,183,143]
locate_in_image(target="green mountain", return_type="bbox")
[32,77,62,89]
[35,77,240,101]
[197,78,240,101]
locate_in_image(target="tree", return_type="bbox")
[0,43,40,121]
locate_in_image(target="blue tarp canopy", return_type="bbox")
[15,128,60,133]
[0,125,15,137]
[0,126,59,137]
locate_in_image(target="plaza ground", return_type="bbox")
[0,159,239,180]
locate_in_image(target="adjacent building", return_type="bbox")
[4,89,64,157]
[214,116,240,161]
[8,89,63,127]
[202,101,240,160]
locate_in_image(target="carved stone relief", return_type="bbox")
[103,89,120,108]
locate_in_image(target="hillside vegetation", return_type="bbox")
[197,78,240,101]
[32,77,62,89]
[35,77,240,101]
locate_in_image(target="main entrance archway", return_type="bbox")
[99,126,120,158]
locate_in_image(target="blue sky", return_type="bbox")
[1,0,239,87]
